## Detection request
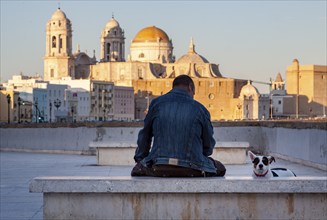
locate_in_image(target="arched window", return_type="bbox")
[138,68,143,79]
[52,36,56,48]
[106,43,110,54]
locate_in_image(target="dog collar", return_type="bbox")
[254,170,268,177]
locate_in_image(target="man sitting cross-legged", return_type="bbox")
[131,75,226,177]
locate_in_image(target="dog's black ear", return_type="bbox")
[269,156,275,164]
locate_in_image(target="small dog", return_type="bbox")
[248,151,296,178]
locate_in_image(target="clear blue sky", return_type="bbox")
[1,0,326,93]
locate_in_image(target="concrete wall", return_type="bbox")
[30,176,327,220]
[1,123,326,168]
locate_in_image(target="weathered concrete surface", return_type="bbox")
[29,176,327,193]
[29,176,327,220]
[42,193,326,220]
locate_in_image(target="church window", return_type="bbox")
[139,53,145,58]
[197,67,204,76]
[278,100,281,105]
[50,69,54,77]
[106,43,110,55]
[52,36,56,48]
[59,38,63,49]
[138,68,143,79]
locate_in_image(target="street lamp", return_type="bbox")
[237,103,242,120]
[145,91,150,114]
[49,102,52,123]
[71,106,74,123]
[54,99,61,110]
[6,94,11,124]
[103,108,106,121]
[35,99,38,123]
[18,97,21,123]
[54,99,61,122]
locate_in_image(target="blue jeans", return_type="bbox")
[131,158,226,177]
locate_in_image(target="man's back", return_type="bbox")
[135,88,217,173]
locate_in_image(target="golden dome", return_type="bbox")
[132,26,170,43]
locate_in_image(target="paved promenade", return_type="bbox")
[1,152,326,220]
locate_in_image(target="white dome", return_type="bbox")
[240,81,260,98]
[176,38,209,64]
[105,18,120,30]
[51,9,67,20]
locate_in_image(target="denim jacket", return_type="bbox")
[134,88,217,173]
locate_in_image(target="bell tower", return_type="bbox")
[44,8,75,80]
[100,16,125,62]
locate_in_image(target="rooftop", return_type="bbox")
[1,151,326,220]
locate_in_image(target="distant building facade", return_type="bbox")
[113,86,135,121]
[237,81,270,120]
[43,8,248,121]
[286,59,327,117]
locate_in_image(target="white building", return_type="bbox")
[3,74,47,94]
[32,88,47,122]
[66,88,90,122]
[48,84,68,122]
[270,73,295,118]
[89,81,114,121]
[239,81,270,120]
[50,77,91,90]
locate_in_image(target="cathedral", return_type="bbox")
[43,8,251,120]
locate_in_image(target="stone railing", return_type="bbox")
[1,121,326,170]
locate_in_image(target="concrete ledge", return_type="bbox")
[30,176,327,193]
[213,141,249,164]
[89,141,249,165]
[270,152,327,171]
[29,176,327,219]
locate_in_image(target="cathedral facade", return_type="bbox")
[44,8,249,120]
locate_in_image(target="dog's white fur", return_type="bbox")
[248,151,296,178]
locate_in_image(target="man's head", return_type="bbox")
[172,75,195,98]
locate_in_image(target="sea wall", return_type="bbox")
[1,121,326,168]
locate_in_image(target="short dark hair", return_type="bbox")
[173,75,194,88]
